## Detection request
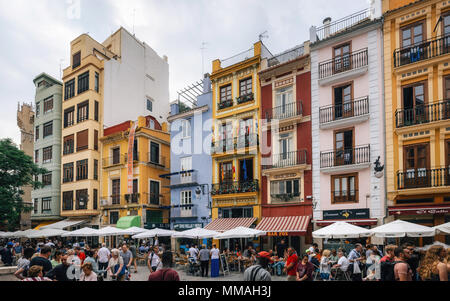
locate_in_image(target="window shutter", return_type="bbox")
[77,130,89,151]
[94,130,98,150]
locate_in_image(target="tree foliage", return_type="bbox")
[0,139,47,231]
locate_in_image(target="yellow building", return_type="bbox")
[383,0,450,244]
[205,42,271,237]
[99,116,171,229]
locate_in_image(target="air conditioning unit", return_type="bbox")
[100,199,108,206]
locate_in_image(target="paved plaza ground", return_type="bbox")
[0,265,286,281]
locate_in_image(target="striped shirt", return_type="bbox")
[22,277,52,281]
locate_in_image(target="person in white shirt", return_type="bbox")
[147,246,162,273]
[210,245,220,278]
[97,243,111,278]
[188,246,199,263]
[331,251,350,280]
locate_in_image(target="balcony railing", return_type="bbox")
[170,170,198,187]
[236,133,259,149]
[314,9,370,42]
[270,193,301,204]
[268,46,305,68]
[147,152,166,167]
[395,100,450,128]
[212,134,259,154]
[211,138,235,154]
[262,150,308,170]
[143,193,164,206]
[218,99,233,110]
[319,48,368,79]
[236,93,254,105]
[394,35,450,68]
[125,152,140,162]
[265,101,303,121]
[320,96,369,124]
[331,190,359,203]
[320,145,371,168]
[125,193,140,204]
[397,168,450,190]
[171,205,198,218]
[211,180,259,196]
[103,155,127,168]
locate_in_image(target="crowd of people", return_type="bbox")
[1,237,449,281]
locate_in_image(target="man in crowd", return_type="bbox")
[348,243,364,281]
[403,242,419,281]
[296,254,315,281]
[74,246,85,264]
[148,251,180,281]
[29,245,53,274]
[276,239,287,258]
[97,243,110,278]
[188,244,199,263]
[393,246,413,281]
[331,250,350,280]
[380,244,397,281]
[244,252,272,281]
[120,244,133,278]
[285,248,298,281]
[198,245,210,278]
[45,253,72,281]
[129,241,138,273]
[147,246,161,273]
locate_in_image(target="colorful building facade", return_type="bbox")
[310,4,386,236]
[383,0,450,245]
[100,116,171,229]
[31,73,63,228]
[257,42,314,253]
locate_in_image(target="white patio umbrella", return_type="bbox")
[12,229,39,238]
[370,220,435,238]
[214,227,266,240]
[433,222,450,235]
[26,228,68,239]
[61,227,99,237]
[124,227,148,235]
[172,228,219,239]
[95,226,133,236]
[132,228,176,239]
[312,221,373,239]
[418,241,450,251]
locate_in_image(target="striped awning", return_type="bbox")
[205,218,257,233]
[256,216,310,233]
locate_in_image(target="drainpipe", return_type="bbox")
[380,17,388,227]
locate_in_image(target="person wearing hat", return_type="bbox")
[244,252,272,281]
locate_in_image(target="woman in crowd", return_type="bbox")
[14,247,35,280]
[418,245,448,281]
[84,249,106,278]
[106,249,125,281]
[320,249,332,281]
[22,265,52,282]
[51,250,62,268]
[80,262,98,281]
[447,248,450,278]
[329,249,339,264]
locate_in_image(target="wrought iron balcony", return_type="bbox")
[236,133,259,149]
[270,193,301,204]
[236,93,254,105]
[103,155,127,168]
[331,190,358,203]
[394,35,450,68]
[169,170,199,187]
[143,193,164,206]
[218,99,233,110]
[319,48,368,79]
[268,45,305,68]
[211,138,235,154]
[395,100,450,128]
[314,9,370,42]
[211,180,259,196]
[125,193,140,204]
[171,205,198,218]
[265,101,303,121]
[319,96,369,124]
[397,168,450,190]
[147,152,166,167]
[320,145,371,168]
[262,150,308,170]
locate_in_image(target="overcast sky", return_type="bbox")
[0,0,369,146]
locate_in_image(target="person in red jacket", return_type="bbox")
[148,251,180,281]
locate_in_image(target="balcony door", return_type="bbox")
[149,181,160,205]
[333,43,351,74]
[112,147,120,165]
[446,140,450,186]
[111,179,120,204]
[334,83,353,120]
[239,158,254,183]
[444,76,450,120]
[220,161,233,184]
[402,82,427,126]
[400,21,425,64]
[334,129,354,166]
[275,86,294,119]
[332,174,358,203]
[180,156,192,184]
[403,143,430,188]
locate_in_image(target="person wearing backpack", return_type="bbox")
[14,247,35,280]
[393,246,413,281]
[106,249,125,281]
[244,252,272,281]
[380,244,397,281]
[147,246,162,273]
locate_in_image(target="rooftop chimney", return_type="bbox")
[323,17,332,38]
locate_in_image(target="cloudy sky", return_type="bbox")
[0,0,368,146]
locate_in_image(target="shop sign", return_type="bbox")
[267,232,289,237]
[145,223,170,230]
[173,223,203,231]
[389,208,450,216]
[323,209,370,220]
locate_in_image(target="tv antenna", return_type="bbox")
[259,31,269,41]
[132,9,136,35]
[201,42,208,76]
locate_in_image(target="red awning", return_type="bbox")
[205,218,257,233]
[255,216,310,233]
[388,204,450,216]
[316,219,378,227]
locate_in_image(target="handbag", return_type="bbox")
[353,261,362,274]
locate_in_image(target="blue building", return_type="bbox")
[163,74,213,231]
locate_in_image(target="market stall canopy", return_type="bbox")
[116,216,141,230]
[26,228,68,239]
[95,226,133,236]
[132,228,176,239]
[61,227,99,237]
[204,218,257,233]
[433,222,450,235]
[417,241,450,251]
[41,219,88,230]
[312,221,373,239]
[123,226,147,235]
[370,220,435,238]
[172,228,219,239]
[9,229,39,238]
[214,227,266,240]
[256,216,310,234]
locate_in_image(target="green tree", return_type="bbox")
[0,139,47,231]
